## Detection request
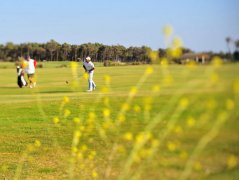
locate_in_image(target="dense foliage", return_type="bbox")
[0,40,151,62]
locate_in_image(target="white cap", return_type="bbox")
[86,56,91,61]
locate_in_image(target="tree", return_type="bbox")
[46,39,58,61]
[235,40,239,51]
[61,43,71,61]
[71,45,79,61]
[225,37,232,60]
[234,40,239,61]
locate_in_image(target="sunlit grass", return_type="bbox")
[0,29,239,179]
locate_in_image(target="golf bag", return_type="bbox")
[16,66,27,88]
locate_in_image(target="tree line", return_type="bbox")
[0,40,152,62]
[0,38,238,62]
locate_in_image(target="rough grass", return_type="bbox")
[0,62,239,179]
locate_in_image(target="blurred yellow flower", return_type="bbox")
[123,132,133,141]
[133,105,141,113]
[163,25,173,37]
[151,139,160,148]
[144,97,153,105]
[104,75,111,84]
[145,66,154,75]
[89,112,96,120]
[81,145,88,152]
[133,153,141,163]
[167,48,182,58]
[63,96,70,103]
[79,125,85,131]
[187,117,196,128]
[73,117,81,124]
[172,37,183,48]
[90,151,96,157]
[211,56,223,67]
[53,117,60,124]
[27,144,35,152]
[88,151,96,160]
[103,108,111,118]
[210,73,219,83]
[129,86,138,96]
[144,104,152,112]
[74,131,81,139]
[160,58,168,66]
[64,109,71,118]
[226,99,234,110]
[136,132,152,144]
[77,152,84,160]
[167,142,177,152]
[174,125,183,135]
[149,50,159,62]
[117,114,126,123]
[179,151,188,160]
[122,103,130,111]
[83,73,89,80]
[70,62,78,69]
[179,98,189,109]
[233,79,239,94]
[103,97,110,106]
[186,61,197,69]
[100,87,109,93]
[227,155,238,169]
[103,121,113,130]
[34,140,41,147]
[117,145,126,154]
[193,162,202,171]
[92,170,98,178]
[152,85,160,93]
[139,149,150,158]
[163,75,174,86]
[72,147,78,153]
[136,133,145,144]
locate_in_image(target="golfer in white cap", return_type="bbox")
[83,56,96,92]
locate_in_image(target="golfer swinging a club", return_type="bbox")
[83,56,96,92]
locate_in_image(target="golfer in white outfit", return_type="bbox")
[83,56,96,92]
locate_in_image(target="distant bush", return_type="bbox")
[103,60,147,66]
[130,61,146,65]
[37,63,43,68]
[103,60,126,67]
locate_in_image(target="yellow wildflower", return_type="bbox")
[163,25,173,37]
[63,96,70,103]
[187,117,196,128]
[167,142,177,152]
[103,108,111,118]
[145,66,154,75]
[179,98,189,109]
[227,155,238,169]
[123,132,133,141]
[53,117,60,124]
[34,140,41,147]
[64,109,71,118]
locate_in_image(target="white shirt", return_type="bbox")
[25,59,36,74]
[83,61,95,71]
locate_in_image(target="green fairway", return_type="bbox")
[0,62,239,179]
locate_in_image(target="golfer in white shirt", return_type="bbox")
[83,56,96,92]
[25,55,37,88]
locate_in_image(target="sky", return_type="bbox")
[0,0,238,52]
